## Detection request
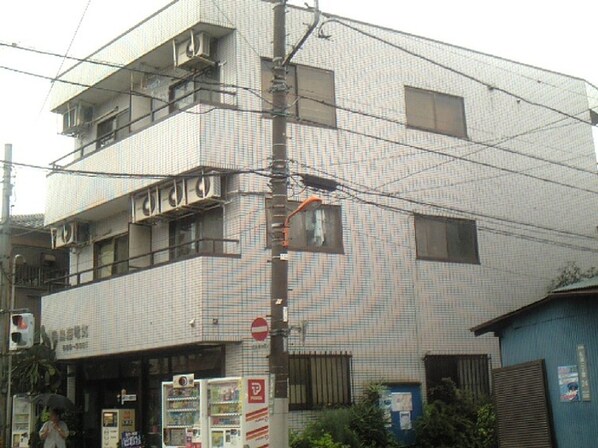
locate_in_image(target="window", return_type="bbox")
[289,353,352,410]
[414,214,479,264]
[96,110,130,149]
[405,86,467,138]
[94,234,129,279]
[424,354,491,401]
[266,200,344,253]
[168,67,221,113]
[261,59,336,127]
[169,208,224,259]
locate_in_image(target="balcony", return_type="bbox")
[47,236,240,292]
[15,265,69,291]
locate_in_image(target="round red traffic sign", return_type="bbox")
[251,317,269,341]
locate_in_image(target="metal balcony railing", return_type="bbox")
[46,237,241,293]
[14,265,69,290]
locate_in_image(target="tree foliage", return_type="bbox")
[550,261,598,290]
[413,379,497,448]
[290,383,400,448]
[11,327,62,395]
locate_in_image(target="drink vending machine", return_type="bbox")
[11,395,33,448]
[208,376,269,448]
[162,374,208,448]
[161,375,269,448]
[101,409,136,448]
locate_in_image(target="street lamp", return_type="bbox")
[282,195,323,248]
[270,195,322,448]
[5,254,25,448]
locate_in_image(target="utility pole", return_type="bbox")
[269,0,290,446]
[269,2,320,446]
[0,143,12,448]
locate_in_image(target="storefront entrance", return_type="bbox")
[72,345,224,448]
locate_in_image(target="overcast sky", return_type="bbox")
[0,0,596,216]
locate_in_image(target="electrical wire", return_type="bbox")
[3,55,594,199]
[37,0,93,115]
[292,160,597,242]
[3,40,594,168]
[318,18,597,128]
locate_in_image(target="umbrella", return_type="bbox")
[31,393,75,411]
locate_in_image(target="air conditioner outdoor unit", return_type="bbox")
[160,179,187,213]
[61,103,93,135]
[51,222,89,248]
[173,31,212,69]
[186,172,221,206]
[132,188,160,223]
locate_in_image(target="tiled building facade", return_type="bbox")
[42,0,597,443]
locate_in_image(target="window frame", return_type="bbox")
[414,214,479,264]
[424,354,491,401]
[168,66,221,113]
[168,207,224,260]
[94,234,129,280]
[96,110,130,149]
[289,353,352,411]
[261,58,337,128]
[405,86,468,138]
[265,199,344,254]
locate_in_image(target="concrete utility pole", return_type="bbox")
[0,143,12,448]
[269,1,290,446]
[269,2,320,447]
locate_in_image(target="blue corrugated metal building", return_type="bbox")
[473,277,598,448]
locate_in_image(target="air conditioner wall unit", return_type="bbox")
[61,103,93,135]
[160,179,187,213]
[51,222,89,248]
[186,172,221,206]
[132,188,160,223]
[173,31,212,69]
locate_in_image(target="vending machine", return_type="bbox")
[101,409,136,448]
[11,395,34,448]
[162,374,208,448]
[208,376,269,448]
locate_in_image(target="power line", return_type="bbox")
[3,40,594,171]
[3,41,595,182]
[6,59,595,198]
[292,162,597,243]
[397,31,598,104]
[4,159,271,180]
[37,0,93,115]
[318,18,597,129]
[330,181,598,254]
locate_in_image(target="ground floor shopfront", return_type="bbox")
[67,344,225,448]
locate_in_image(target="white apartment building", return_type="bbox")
[43,0,598,444]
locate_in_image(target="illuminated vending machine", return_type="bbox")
[11,395,34,448]
[208,376,269,448]
[101,409,136,448]
[162,374,208,448]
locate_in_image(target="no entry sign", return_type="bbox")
[251,317,269,341]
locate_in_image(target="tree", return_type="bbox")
[11,328,62,395]
[550,261,598,290]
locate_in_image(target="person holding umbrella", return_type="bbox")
[39,409,69,448]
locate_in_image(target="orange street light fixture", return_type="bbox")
[282,195,322,248]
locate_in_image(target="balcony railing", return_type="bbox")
[51,81,236,168]
[46,237,241,293]
[15,265,69,291]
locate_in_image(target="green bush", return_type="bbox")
[413,379,497,448]
[290,383,400,448]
